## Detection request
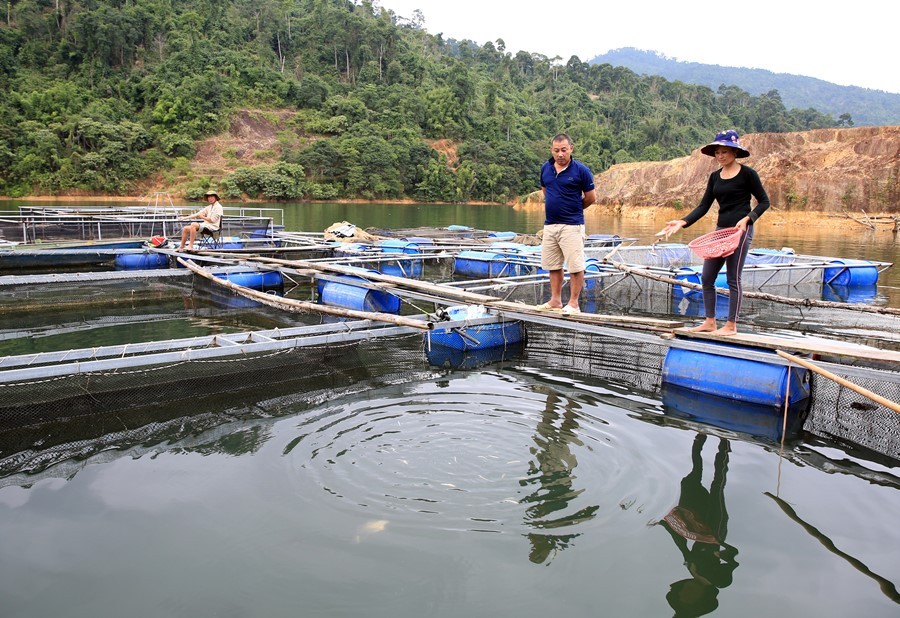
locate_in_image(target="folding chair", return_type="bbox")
[198,226,222,249]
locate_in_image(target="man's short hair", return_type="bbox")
[551,133,574,146]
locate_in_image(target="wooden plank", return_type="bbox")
[553,310,684,328]
[253,256,688,331]
[674,328,900,363]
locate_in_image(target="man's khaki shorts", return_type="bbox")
[541,224,586,273]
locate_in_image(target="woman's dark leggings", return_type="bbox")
[700,225,754,323]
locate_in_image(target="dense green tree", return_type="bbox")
[0,0,841,200]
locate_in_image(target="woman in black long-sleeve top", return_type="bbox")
[659,130,770,336]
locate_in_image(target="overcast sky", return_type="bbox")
[376,0,900,95]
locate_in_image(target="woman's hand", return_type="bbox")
[657,219,686,239]
[735,216,751,232]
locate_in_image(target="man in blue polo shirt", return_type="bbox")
[537,133,596,315]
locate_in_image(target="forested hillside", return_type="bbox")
[589,48,900,127]
[0,0,839,201]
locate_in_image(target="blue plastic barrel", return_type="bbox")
[378,239,421,254]
[584,258,603,291]
[454,250,528,278]
[213,270,283,290]
[672,266,727,299]
[320,281,402,313]
[428,321,525,351]
[316,266,381,298]
[823,259,879,286]
[114,253,169,270]
[662,347,809,407]
[379,259,423,278]
[488,231,517,239]
[405,237,434,246]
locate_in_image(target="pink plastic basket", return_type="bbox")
[687,227,743,259]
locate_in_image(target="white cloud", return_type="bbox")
[377,0,900,94]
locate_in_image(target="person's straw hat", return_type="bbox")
[700,129,750,158]
[204,190,220,199]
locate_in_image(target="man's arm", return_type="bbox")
[582,189,596,209]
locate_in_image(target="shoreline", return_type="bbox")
[1,195,897,230]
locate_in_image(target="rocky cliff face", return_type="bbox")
[591,126,900,214]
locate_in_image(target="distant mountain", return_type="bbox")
[588,48,900,127]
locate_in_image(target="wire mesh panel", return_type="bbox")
[804,366,900,459]
[0,334,439,478]
[524,325,668,393]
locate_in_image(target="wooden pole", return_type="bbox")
[179,258,434,331]
[775,350,900,414]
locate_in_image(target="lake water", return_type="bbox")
[0,201,898,618]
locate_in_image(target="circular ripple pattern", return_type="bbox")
[284,369,675,539]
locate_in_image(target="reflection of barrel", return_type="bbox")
[822,284,878,304]
[213,270,283,290]
[426,340,526,369]
[320,281,401,313]
[662,348,809,407]
[823,259,879,286]
[114,253,169,269]
[454,250,529,278]
[662,384,807,442]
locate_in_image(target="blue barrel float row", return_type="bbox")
[673,249,880,305]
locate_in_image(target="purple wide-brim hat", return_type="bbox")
[700,129,750,158]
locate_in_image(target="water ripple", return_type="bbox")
[283,369,676,550]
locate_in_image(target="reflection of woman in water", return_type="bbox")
[521,388,599,564]
[659,434,739,617]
